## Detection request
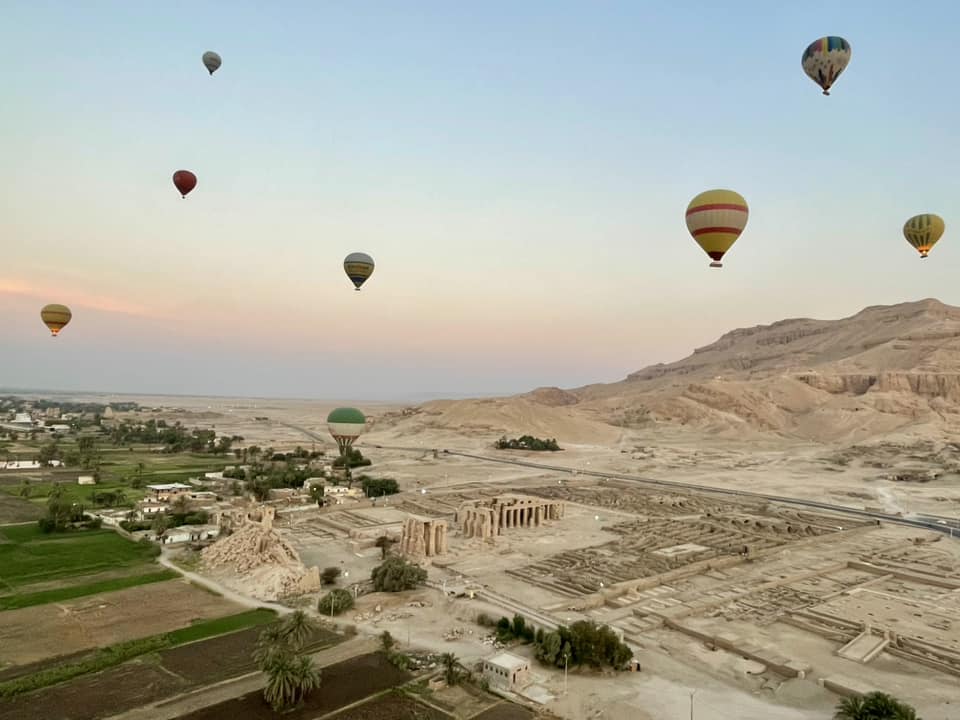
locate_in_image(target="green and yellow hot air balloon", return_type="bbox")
[903,214,945,259]
[685,189,749,268]
[40,304,72,337]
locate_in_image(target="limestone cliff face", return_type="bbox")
[558,299,960,439]
[795,372,960,401]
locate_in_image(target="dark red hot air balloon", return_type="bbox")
[172,170,197,198]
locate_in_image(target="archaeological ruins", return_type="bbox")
[456,494,565,540]
[399,515,449,557]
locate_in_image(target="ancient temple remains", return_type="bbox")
[457,494,565,541]
[399,515,449,557]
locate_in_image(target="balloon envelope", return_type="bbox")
[173,170,197,198]
[202,51,222,75]
[685,189,749,268]
[343,252,375,290]
[903,213,945,258]
[41,304,72,337]
[802,36,851,95]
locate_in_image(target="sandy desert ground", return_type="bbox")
[22,301,960,718]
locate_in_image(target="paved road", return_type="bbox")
[372,444,958,539]
[105,635,378,720]
[158,549,293,615]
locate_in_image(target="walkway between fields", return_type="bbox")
[105,634,378,720]
[158,549,293,615]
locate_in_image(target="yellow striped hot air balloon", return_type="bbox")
[685,189,749,268]
[343,252,374,290]
[903,214,945,258]
[40,304,72,337]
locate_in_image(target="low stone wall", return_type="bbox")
[663,618,811,678]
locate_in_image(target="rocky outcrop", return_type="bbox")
[795,373,960,401]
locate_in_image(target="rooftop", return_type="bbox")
[486,652,528,671]
[147,483,193,491]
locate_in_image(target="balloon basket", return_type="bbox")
[709,261,723,268]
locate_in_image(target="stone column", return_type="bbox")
[424,522,433,556]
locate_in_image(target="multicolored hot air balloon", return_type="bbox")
[40,304,72,337]
[202,51,222,76]
[685,189,749,268]
[343,252,375,290]
[802,36,851,95]
[173,170,197,198]
[903,213,945,259]
[327,408,367,483]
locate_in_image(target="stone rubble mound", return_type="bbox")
[201,521,320,601]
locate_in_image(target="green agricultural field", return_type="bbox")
[0,524,162,600]
[0,443,231,510]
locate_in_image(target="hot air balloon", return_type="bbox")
[343,252,375,290]
[903,214,945,259]
[172,170,197,198]
[202,51,222,76]
[327,408,367,483]
[802,36,851,95]
[685,189,749,268]
[41,304,72,337]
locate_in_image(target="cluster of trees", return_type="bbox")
[253,611,321,711]
[1,397,137,415]
[534,621,631,670]
[318,588,354,616]
[495,435,562,451]
[37,484,95,533]
[370,555,427,592]
[358,476,399,497]
[478,613,631,671]
[108,420,239,455]
[833,693,919,719]
[331,447,371,469]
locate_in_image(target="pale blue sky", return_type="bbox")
[2,1,959,400]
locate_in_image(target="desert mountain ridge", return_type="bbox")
[378,299,960,445]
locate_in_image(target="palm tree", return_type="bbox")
[254,624,288,668]
[440,652,460,686]
[834,692,920,720]
[257,625,321,711]
[281,610,317,650]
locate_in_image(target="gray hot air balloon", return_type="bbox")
[202,51,222,76]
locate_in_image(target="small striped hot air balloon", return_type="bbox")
[343,252,374,290]
[802,36,852,95]
[685,189,749,268]
[903,213,945,259]
[40,304,72,337]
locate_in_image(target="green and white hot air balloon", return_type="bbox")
[327,408,367,484]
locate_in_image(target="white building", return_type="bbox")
[11,413,34,428]
[159,525,219,544]
[137,501,167,519]
[482,652,531,692]
[146,483,193,501]
[77,475,96,485]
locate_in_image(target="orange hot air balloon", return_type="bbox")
[41,304,72,337]
[685,189,750,268]
[172,170,197,198]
